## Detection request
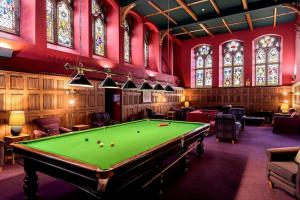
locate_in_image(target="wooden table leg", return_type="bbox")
[23,159,39,200]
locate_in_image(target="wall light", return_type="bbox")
[68,99,75,106]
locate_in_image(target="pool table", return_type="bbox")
[12,119,209,199]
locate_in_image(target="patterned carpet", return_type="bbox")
[0,125,299,200]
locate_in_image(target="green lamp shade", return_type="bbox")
[165,84,175,92]
[154,83,165,91]
[122,79,137,90]
[66,73,93,88]
[139,81,153,90]
[99,76,119,89]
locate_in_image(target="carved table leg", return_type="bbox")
[23,159,38,200]
[179,154,189,172]
[196,141,204,155]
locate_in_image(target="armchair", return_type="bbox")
[266,147,300,199]
[273,116,300,134]
[33,116,72,139]
[90,112,119,127]
[230,108,246,129]
[145,108,165,119]
[0,140,4,172]
[215,114,241,144]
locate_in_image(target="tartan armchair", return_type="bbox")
[230,108,246,129]
[215,114,241,144]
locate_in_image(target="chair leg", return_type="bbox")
[12,153,15,165]
[231,140,235,144]
[216,138,220,143]
[268,181,274,188]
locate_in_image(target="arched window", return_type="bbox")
[124,17,131,63]
[92,0,105,56]
[255,35,281,86]
[46,0,74,48]
[144,28,150,68]
[0,0,20,34]
[194,45,212,87]
[222,40,244,87]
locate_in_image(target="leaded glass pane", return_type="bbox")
[256,49,266,64]
[196,56,204,68]
[233,67,243,86]
[224,68,232,87]
[205,69,212,86]
[256,65,266,86]
[0,0,19,34]
[94,18,105,56]
[224,53,232,66]
[199,45,210,55]
[57,2,72,47]
[268,47,279,63]
[259,35,275,48]
[196,69,203,87]
[267,64,279,85]
[46,0,54,43]
[144,40,149,67]
[205,55,212,68]
[234,51,243,66]
[92,0,101,16]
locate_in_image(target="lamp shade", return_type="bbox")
[99,75,119,89]
[9,111,25,126]
[66,73,93,88]
[122,79,137,90]
[165,84,175,92]
[184,101,190,108]
[139,81,153,90]
[280,103,289,113]
[154,83,165,91]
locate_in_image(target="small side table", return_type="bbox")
[72,124,90,131]
[4,134,30,164]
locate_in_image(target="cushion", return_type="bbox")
[295,150,300,164]
[43,123,60,135]
[290,112,297,118]
[33,130,48,139]
[268,161,298,182]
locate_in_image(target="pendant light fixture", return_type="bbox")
[165,84,174,92]
[154,81,165,91]
[139,79,153,90]
[65,0,93,88]
[122,72,137,90]
[99,73,119,89]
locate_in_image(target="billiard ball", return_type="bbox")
[99,143,104,147]
[137,130,140,133]
[85,138,89,142]
[97,140,101,144]
[110,142,115,147]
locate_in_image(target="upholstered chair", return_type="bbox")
[145,108,165,119]
[90,112,119,127]
[215,114,241,144]
[0,140,4,172]
[33,116,72,138]
[266,147,300,199]
[230,108,246,129]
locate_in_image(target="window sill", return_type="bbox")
[47,43,78,55]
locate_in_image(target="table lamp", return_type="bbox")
[280,102,289,113]
[9,111,25,136]
[184,101,190,108]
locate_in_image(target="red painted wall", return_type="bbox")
[0,0,179,86]
[174,22,296,88]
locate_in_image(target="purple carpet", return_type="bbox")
[0,125,299,200]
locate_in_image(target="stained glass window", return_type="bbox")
[46,0,55,43]
[222,40,244,87]
[0,0,19,34]
[46,0,73,48]
[194,45,212,87]
[144,29,150,68]
[124,17,131,63]
[92,0,105,56]
[255,35,281,86]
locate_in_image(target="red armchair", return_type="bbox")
[273,115,300,134]
[90,112,119,127]
[33,116,72,139]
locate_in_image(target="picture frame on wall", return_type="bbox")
[143,91,152,103]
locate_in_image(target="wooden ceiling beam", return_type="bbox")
[199,23,214,37]
[273,7,277,28]
[245,12,253,32]
[148,1,178,25]
[209,0,221,15]
[242,0,248,10]
[181,27,196,38]
[222,18,232,33]
[176,0,198,21]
